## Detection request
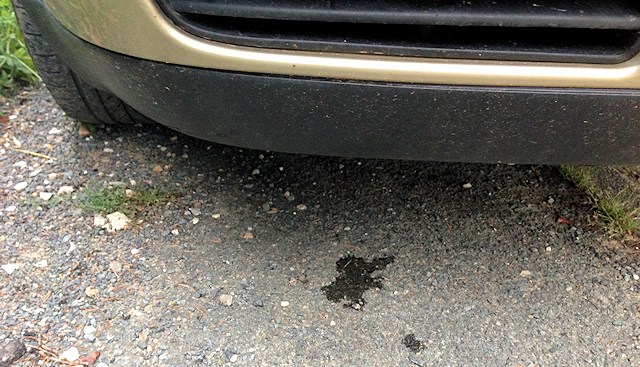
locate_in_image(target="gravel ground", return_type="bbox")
[1,87,640,366]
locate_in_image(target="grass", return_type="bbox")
[0,0,39,93]
[560,166,639,236]
[81,186,173,217]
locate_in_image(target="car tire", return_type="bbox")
[12,0,150,126]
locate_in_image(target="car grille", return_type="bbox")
[157,0,640,64]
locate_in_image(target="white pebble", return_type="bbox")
[219,294,233,306]
[13,182,28,191]
[462,183,472,189]
[230,354,238,363]
[280,301,290,307]
[105,211,130,232]
[39,192,53,201]
[59,347,80,362]
[83,325,96,339]
[1,263,22,275]
[58,185,74,194]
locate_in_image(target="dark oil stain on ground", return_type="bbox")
[403,334,424,353]
[321,255,395,310]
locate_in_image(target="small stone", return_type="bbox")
[280,301,290,307]
[59,347,80,362]
[192,218,199,224]
[520,270,532,277]
[343,226,351,231]
[612,320,624,326]
[48,127,62,135]
[78,124,91,137]
[254,300,264,308]
[130,248,140,255]
[109,261,123,273]
[105,212,130,231]
[243,232,254,239]
[1,263,22,275]
[330,320,336,326]
[212,213,221,219]
[5,206,16,212]
[67,243,77,254]
[565,286,573,292]
[13,182,28,191]
[137,341,148,350]
[252,169,260,175]
[171,229,179,235]
[94,214,108,227]
[58,185,74,194]
[219,294,233,306]
[12,161,27,168]
[295,204,307,211]
[84,286,100,297]
[152,165,163,173]
[103,148,114,153]
[0,339,26,366]
[230,354,238,363]
[189,207,201,216]
[128,309,143,318]
[545,246,552,252]
[83,325,96,341]
[634,274,639,281]
[462,183,472,189]
[39,192,53,201]
[34,260,48,268]
[547,197,555,204]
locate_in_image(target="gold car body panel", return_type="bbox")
[45,0,640,89]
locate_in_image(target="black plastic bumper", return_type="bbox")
[24,0,640,164]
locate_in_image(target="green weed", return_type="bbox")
[0,0,40,93]
[81,186,173,216]
[560,166,639,235]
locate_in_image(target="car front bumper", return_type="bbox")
[21,0,640,164]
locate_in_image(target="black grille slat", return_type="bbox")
[171,0,640,29]
[158,0,640,64]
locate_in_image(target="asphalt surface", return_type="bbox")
[1,87,639,366]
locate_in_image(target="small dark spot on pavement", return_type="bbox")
[403,334,424,353]
[321,255,394,310]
